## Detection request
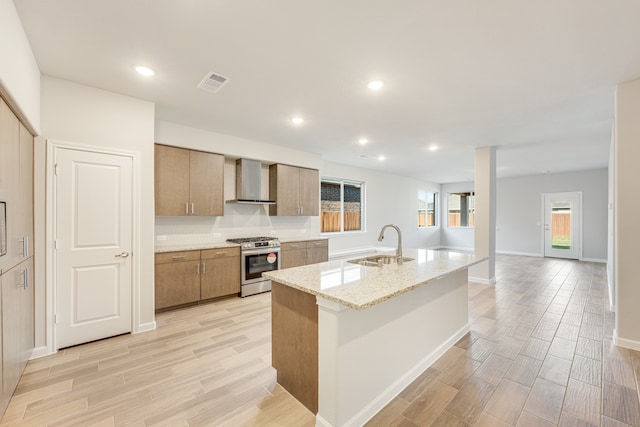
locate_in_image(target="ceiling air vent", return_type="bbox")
[197,71,230,93]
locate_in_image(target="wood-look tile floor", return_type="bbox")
[2,255,639,426]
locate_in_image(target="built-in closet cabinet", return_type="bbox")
[0,96,35,418]
[269,164,319,216]
[2,258,33,411]
[154,144,224,216]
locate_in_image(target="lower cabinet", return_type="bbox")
[201,248,241,300]
[1,257,34,414]
[281,242,307,269]
[154,247,241,310]
[281,239,328,268]
[154,251,201,310]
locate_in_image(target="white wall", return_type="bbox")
[154,121,323,245]
[154,122,441,253]
[0,0,40,133]
[441,169,609,261]
[38,76,155,352]
[497,169,608,261]
[614,77,640,350]
[321,161,441,254]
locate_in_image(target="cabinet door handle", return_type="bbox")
[301,206,304,215]
[171,255,186,260]
[115,251,130,258]
[216,251,227,255]
[202,262,206,275]
[18,237,29,257]
[191,203,195,214]
[185,203,189,214]
[24,267,29,290]
[290,244,300,248]
[196,263,200,275]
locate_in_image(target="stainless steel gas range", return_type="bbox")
[226,236,281,297]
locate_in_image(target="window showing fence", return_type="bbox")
[418,191,437,228]
[448,192,475,227]
[321,178,364,233]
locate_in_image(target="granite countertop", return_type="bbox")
[155,236,328,253]
[154,242,240,253]
[263,249,486,310]
[279,237,328,243]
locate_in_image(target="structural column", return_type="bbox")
[469,146,496,284]
[614,77,640,351]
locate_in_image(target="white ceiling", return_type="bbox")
[14,0,640,183]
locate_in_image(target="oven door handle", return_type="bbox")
[242,248,281,256]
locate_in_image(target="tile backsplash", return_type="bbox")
[154,203,320,247]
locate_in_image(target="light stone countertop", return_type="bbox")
[155,237,327,253]
[263,248,486,310]
[154,242,240,253]
[279,237,328,243]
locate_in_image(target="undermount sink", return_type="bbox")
[348,254,415,267]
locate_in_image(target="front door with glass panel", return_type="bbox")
[543,192,582,260]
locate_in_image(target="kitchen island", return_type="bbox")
[263,248,486,427]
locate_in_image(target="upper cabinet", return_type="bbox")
[154,144,224,216]
[269,164,319,216]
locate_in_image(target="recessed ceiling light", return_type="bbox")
[428,145,439,152]
[378,155,386,161]
[368,80,384,91]
[134,65,155,77]
[291,117,304,125]
[358,138,368,145]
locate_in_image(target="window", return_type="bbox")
[321,178,364,233]
[448,192,475,227]
[418,191,437,228]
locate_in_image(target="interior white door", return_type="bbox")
[543,192,582,260]
[55,147,133,349]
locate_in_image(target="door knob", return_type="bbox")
[115,251,130,258]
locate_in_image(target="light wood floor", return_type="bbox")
[1,255,639,426]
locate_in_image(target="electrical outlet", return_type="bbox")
[156,235,167,241]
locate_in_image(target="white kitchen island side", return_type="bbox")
[264,249,486,427]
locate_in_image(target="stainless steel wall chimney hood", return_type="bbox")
[226,158,276,205]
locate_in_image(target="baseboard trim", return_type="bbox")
[496,250,543,257]
[581,257,607,263]
[135,321,156,334]
[30,345,52,360]
[614,335,640,352]
[324,323,471,427]
[468,276,496,285]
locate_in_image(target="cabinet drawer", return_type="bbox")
[201,247,240,260]
[305,239,328,249]
[155,250,201,264]
[281,242,305,251]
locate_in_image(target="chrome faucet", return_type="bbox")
[378,224,403,264]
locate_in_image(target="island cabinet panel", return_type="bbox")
[269,164,319,216]
[271,281,318,414]
[154,251,201,310]
[200,247,241,299]
[154,144,224,216]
